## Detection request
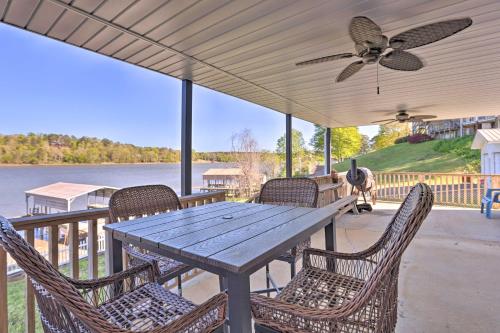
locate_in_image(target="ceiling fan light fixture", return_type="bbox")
[363,54,378,64]
[389,38,404,49]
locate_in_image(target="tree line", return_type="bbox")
[1,125,389,166]
[0,133,273,165]
[0,133,181,164]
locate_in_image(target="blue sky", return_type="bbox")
[0,23,378,151]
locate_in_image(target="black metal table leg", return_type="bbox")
[227,272,252,333]
[324,216,337,251]
[324,216,337,272]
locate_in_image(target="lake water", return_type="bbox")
[0,163,230,218]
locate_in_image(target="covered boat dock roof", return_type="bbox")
[25,182,118,214]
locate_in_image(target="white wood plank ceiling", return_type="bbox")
[1,0,499,127]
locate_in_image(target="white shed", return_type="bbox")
[471,129,500,179]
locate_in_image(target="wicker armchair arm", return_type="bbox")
[123,245,162,276]
[155,292,228,333]
[303,248,379,280]
[67,262,155,289]
[304,248,377,262]
[66,262,156,307]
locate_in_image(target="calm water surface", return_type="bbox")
[0,163,229,217]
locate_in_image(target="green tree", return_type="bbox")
[276,129,306,157]
[360,134,371,155]
[310,126,363,161]
[276,129,311,175]
[372,123,410,150]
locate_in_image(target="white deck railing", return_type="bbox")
[374,172,500,207]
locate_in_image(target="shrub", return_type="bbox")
[407,134,433,144]
[434,135,480,172]
[394,136,408,144]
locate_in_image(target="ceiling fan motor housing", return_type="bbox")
[396,112,410,121]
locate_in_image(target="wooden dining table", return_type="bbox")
[104,201,341,333]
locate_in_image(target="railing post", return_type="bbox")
[476,175,481,207]
[25,229,35,333]
[468,175,473,206]
[439,174,444,204]
[286,114,292,178]
[383,173,387,198]
[451,175,455,204]
[181,79,193,196]
[397,174,401,199]
[48,226,59,268]
[458,175,462,205]
[88,219,98,279]
[0,247,8,333]
[68,223,79,279]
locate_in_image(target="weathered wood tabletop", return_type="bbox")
[104,201,341,333]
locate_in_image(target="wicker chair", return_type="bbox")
[109,185,191,295]
[251,183,434,333]
[0,216,227,333]
[254,178,319,295]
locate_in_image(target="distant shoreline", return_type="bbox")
[0,160,221,167]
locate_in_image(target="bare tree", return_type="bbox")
[231,129,261,197]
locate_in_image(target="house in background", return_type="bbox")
[413,116,499,139]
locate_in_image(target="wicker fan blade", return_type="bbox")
[405,104,436,112]
[371,119,394,124]
[336,60,364,82]
[349,16,384,47]
[372,109,399,115]
[380,50,423,71]
[389,17,472,50]
[410,115,437,120]
[296,53,353,66]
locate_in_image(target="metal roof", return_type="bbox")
[1,0,500,127]
[203,168,243,176]
[471,129,500,149]
[25,182,117,200]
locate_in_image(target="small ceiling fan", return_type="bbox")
[371,104,437,124]
[296,16,472,84]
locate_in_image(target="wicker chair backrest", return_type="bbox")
[377,183,433,255]
[0,216,117,332]
[109,185,182,223]
[259,177,319,208]
[345,183,433,315]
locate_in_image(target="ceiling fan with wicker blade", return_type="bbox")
[371,105,437,124]
[296,16,472,85]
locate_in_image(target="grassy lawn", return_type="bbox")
[333,137,478,173]
[8,255,106,333]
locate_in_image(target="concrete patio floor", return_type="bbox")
[181,202,500,333]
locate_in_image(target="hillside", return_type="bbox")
[333,136,480,173]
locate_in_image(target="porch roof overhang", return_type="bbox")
[1,0,499,128]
